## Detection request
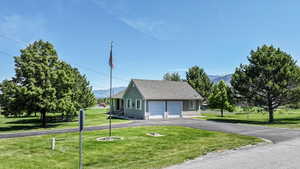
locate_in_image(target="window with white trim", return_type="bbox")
[126,99,131,109]
[188,100,196,109]
[136,99,142,110]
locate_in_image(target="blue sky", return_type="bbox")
[1,0,300,89]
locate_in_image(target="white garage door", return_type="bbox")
[148,101,165,119]
[167,101,182,118]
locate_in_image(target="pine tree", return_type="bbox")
[231,45,300,123]
[186,66,213,101]
[208,80,234,117]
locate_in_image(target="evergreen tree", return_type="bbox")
[186,66,213,101]
[208,80,234,117]
[231,45,300,123]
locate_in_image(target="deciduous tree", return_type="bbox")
[0,40,96,126]
[13,40,59,127]
[163,72,181,81]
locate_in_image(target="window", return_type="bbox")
[127,99,131,109]
[188,100,196,109]
[136,99,141,110]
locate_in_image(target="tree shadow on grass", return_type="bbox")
[6,118,42,124]
[206,117,300,126]
[206,118,269,125]
[0,124,60,132]
[0,116,72,133]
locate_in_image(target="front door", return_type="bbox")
[116,99,120,110]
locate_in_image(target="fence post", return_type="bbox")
[79,109,84,169]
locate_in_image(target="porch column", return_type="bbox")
[144,100,149,120]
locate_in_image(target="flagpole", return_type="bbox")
[109,41,113,137]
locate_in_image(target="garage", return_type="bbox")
[148,101,165,119]
[148,101,182,119]
[167,101,182,118]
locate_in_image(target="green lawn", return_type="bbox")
[199,109,300,128]
[0,108,129,134]
[0,126,262,169]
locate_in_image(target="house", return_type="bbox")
[111,79,202,119]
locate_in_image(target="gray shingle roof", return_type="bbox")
[132,79,202,100]
[112,90,125,99]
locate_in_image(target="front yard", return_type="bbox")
[0,126,262,169]
[199,109,300,128]
[0,108,129,134]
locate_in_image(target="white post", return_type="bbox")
[51,137,56,150]
[144,100,149,120]
[164,101,168,120]
[164,111,168,120]
[180,101,183,118]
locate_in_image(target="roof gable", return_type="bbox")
[112,80,144,99]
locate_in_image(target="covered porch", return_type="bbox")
[111,90,125,116]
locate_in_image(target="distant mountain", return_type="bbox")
[93,87,126,98]
[208,74,232,85]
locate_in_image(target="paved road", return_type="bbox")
[166,137,300,169]
[1,118,300,143]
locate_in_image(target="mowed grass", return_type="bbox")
[0,108,129,134]
[199,109,300,128]
[0,126,262,169]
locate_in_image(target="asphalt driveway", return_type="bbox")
[166,133,300,169]
[1,118,300,143]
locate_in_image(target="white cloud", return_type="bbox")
[120,17,181,40]
[91,0,181,40]
[91,0,128,16]
[0,14,47,47]
[120,18,167,40]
